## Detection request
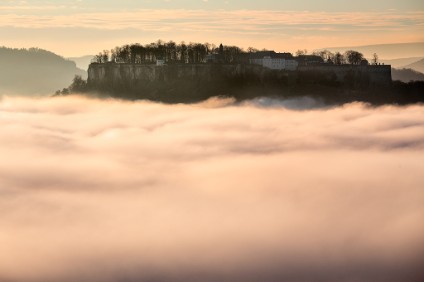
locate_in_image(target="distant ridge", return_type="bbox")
[403,58,424,74]
[392,68,424,83]
[380,57,423,68]
[68,55,94,71]
[0,47,86,96]
[316,42,424,60]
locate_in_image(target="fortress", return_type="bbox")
[86,45,393,103]
[86,42,395,103]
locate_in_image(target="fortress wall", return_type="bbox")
[298,65,392,85]
[88,63,265,87]
[87,63,392,93]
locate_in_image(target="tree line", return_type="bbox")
[298,49,379,65]
[92,40,378,66]
[92,40,244,64]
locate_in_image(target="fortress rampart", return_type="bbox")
[88,63,265,86]
[87,63,392,102]
[88,63,391,87]
[297,65,392,85]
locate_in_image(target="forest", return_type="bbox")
[92,41,244,64]
[0,47,85,95]
[91,40,372,66]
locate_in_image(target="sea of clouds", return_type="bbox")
[0,95,423,282]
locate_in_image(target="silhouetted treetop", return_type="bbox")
[92,40,371,67]
[92,40,247,64]
[344,50,365,65]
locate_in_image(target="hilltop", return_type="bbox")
[403,58,424,74]
[0,47,86,96]
[380,57,423,68]
[56,40,424,105]
[68,55,95,71]
[392,68,424,83]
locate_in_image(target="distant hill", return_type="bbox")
[403,58,424,74]
[68,55,94,71]
[317,42,424,60]
[392,68,424,83]
[380,57,423,68]
[0,47,87,96]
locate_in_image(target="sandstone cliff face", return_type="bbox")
[88,63,265,86]
[87,63,392,102]
[87,63,275,102]
[297,65,392,85]
[88,63,391,88]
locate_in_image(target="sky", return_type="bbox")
[1,95,424,281]
[1,0,423,57]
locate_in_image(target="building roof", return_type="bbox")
[295,55,324,65]
[249,51,294,59]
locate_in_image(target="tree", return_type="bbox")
[179,42,187,63]
[313,50,334,63]
[344,50,364,65]
[372,53,379,65]
[165,41,177,62]
[247,47,259,53]
[101,50,109,63]
[360,58,369,65]
[334,52,345,65]
[69,75,87,92]
[94,40,251,65]
[92,53,103,63]
[204,42,213,55]
[110,49,117,62]
[296,49,308,56]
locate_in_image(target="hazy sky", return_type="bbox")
[1,0,424,57]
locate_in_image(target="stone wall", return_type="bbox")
[87,63,392,102]
[89,63,392,88]
[88,63,265,87]
[87,63,274,102]
[297,65,392,86]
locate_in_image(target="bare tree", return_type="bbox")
[92,53,103,63]
[102,50,109,63]
[296,49,308,56]
[179,42,187,63]
[372,53,379,65]
[69,75,87,92]
[313,50,334,63]
[334,52,345,65]
[95,41,249,65]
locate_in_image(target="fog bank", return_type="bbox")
[0,95,423,282]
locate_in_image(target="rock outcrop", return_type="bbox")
[87,63,392,102]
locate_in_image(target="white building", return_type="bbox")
[284,59,299,71]
[263,56,285,70]
[156,59,165,66]
[250,56,298,71]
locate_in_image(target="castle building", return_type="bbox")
[156,59,165,66]
[249,51,298,71]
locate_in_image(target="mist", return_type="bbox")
[0,95,423,282]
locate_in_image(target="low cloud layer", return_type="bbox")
[0,95,423,282]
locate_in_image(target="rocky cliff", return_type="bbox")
[297,65,392,86]
[87,63,392,103]
[88,63,287,102]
